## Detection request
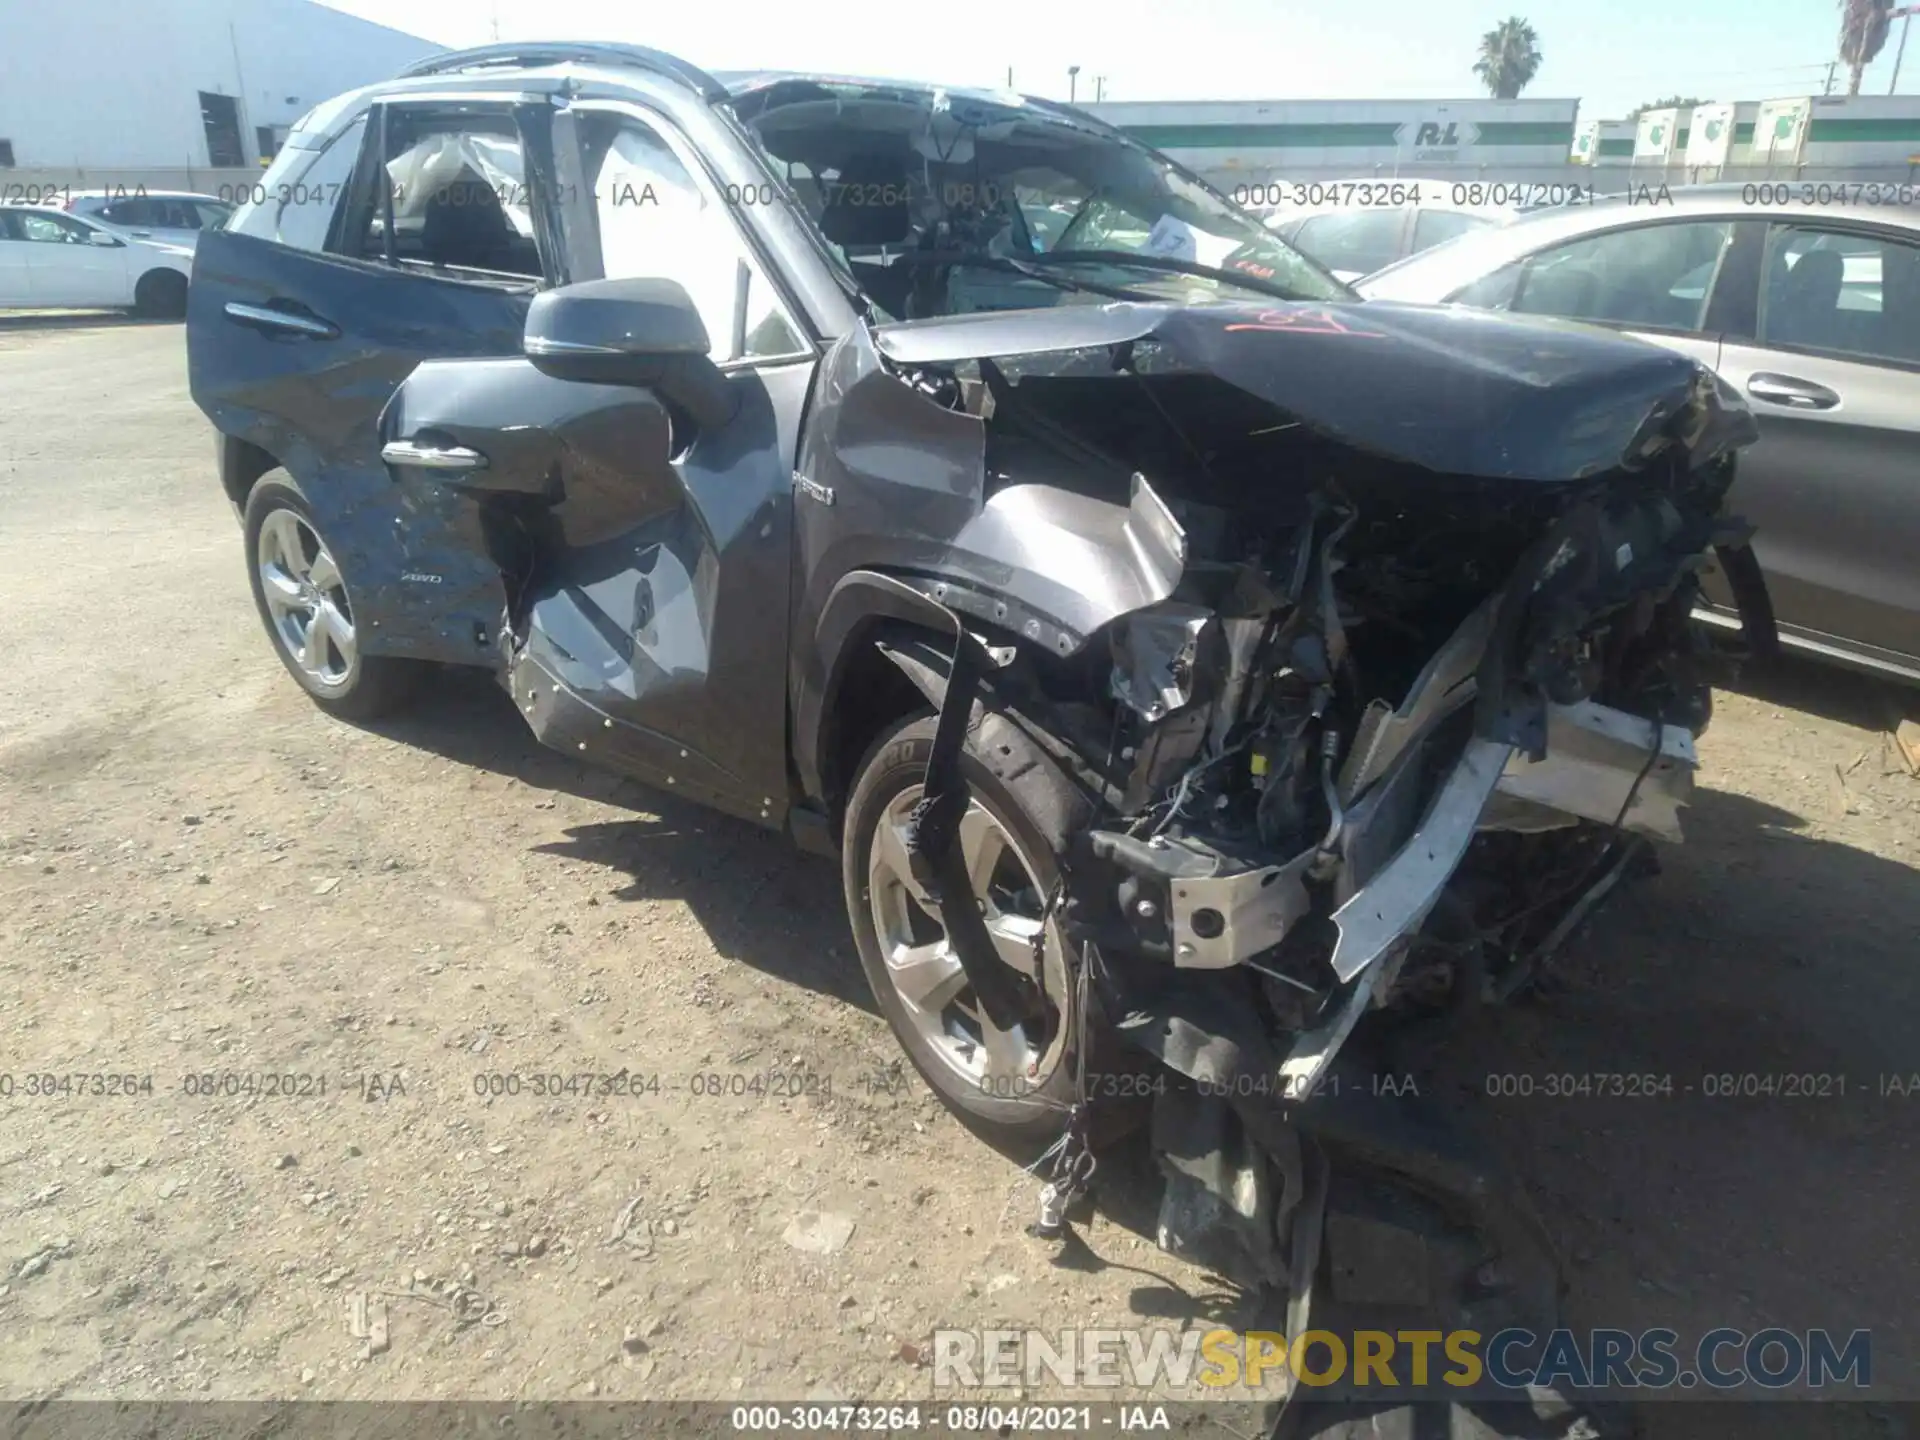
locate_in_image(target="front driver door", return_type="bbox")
[377,99,818,827]
[187,93,563,669]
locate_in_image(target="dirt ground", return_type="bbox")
[2,317,1917,1427]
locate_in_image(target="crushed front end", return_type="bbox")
[844,299,1771,1393]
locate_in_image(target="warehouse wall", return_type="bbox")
[1085,97,1582,176]
[0,0,435,169]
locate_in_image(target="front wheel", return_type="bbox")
[242,476,423,720]
[842,711,1096,1153]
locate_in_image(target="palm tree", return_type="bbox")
[1839,0,1894,94]
[1473,17,1543,99]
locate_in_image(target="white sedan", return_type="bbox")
[0,206,195,315]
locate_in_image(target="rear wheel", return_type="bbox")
[243,476,423,720]
[132,268,187,319]
[842,711,1093,1152]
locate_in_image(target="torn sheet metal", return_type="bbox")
[1488,700,1698,842]
[1326,736,1515,986]
[872,299,1758,481]
[1109,601,1216,720]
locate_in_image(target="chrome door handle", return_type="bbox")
[223,300,339,340]
[381,439,489,472]
[1747,372,1839,410]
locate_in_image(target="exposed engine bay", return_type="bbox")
[787,281,1775,1393]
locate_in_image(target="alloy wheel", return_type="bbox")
[256,509,357,690]
[866,787,1073,1095]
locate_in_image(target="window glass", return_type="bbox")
[108,198,206,229]
[17,212,98,244]
[0,210,22,241]
[579,113,803,362]
[1012,185,1077,253]
[1509,220,1733,332]
[1412,208,1493,252]
[153,199,205,229]
[100,197,153,225]
[1290,209,1407,275]
[343,106,542,280]
[193,201,235,230]
[231,113,366,252]
[1760,224,1920,364]
[1450,262,1522,309]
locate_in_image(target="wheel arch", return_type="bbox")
[132,265,189,317]
[218,432,282,514]
[804,570,957,832]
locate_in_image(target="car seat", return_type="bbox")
[421,175,515,272]
[1770,247,1844,348]
[818,152,917,318]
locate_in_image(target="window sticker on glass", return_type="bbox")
[1142,214,1200,263]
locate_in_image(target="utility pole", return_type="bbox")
[490,1,501,40]
[1094,75,1106,102]
[1006,66,1014,89]
[1823,60,1838,95]
[1068,65,1080,103]
[1891,5,1919,94]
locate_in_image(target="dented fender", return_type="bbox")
[791,321,1197,808]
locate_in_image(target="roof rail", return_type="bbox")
[397,43,728,101]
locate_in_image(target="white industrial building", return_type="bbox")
[1084,98,1582,188]
[0,0,435,172]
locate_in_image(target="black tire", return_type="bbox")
[132,268,187,319]
[842,710,1095,1153]
[242,475,424,721]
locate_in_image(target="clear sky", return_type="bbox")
[318,0,1916,121]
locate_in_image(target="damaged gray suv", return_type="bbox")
[188,43,1776,1427]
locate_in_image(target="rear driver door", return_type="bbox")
[187,91,566,669]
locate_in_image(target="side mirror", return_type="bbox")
[524,277,737,433]
[88,230,122,247]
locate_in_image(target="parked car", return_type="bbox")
[0,204,194,314]
[185,47,1770,1428]
[1359,185,1920,684]
[63,189,236,251]
[1256,183,1512,281]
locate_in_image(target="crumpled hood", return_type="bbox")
[872,299,1758,482]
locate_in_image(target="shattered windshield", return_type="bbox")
[730,79,1351,321]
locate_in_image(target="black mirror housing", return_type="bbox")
[524,276,736,432]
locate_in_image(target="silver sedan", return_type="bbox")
[1359,184,1920,685]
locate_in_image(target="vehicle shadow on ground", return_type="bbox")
[1722,648,1915,732]
[363,665,868,1010]
[0,312,175,331]
[368,667,1920,1351]
[1414,779,1920,1386]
